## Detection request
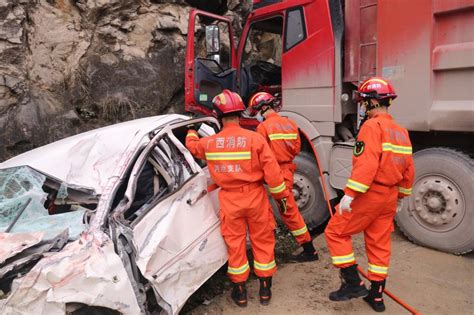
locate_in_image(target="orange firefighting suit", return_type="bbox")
[325,112,414,281]
[186,122,288,283]
[256,112,311,244]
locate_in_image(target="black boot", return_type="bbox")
[290,241,319,262]
[259,277,272,305]
[231,282,247,307]
[364,280,386,312]
[329,265,368,301]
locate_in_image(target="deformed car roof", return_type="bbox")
[0,114,188,194]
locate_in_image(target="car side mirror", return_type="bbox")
[205,25,220,63]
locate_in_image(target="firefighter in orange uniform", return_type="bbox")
[247,92,318,262]
[325,77,414,312]
[186,89,289,307]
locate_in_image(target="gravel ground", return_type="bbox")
[185,229,474,314]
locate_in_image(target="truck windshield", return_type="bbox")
[242,16,283,67]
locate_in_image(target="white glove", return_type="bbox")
[396,199,403,213]
[339,195,354,214]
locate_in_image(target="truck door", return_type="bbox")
[238,15,284,105]
[185,10,238,116]
[281,4,336,124]
[238,3,337,124]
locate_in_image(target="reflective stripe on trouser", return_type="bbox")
[278,167,311,244]
[368,263,388,276]
[324,186,398,281]
[254,260,277,273]
[331,252,356,265]
[228,262,250,278]
[219,185,277,282]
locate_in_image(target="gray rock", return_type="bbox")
[61,109,81,122]
[137,6,150,15]
[0,0,252,161]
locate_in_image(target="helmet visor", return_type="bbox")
[248,99,273,116]
[354,90,379,102]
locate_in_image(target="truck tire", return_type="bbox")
[292,152,329,229]
[395,148,474,254]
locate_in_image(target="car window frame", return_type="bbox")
[116,117,220,225]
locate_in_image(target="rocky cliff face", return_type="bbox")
[0,0,251,161]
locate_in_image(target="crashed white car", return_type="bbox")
[0,114,227,315]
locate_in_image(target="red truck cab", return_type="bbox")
[184,0,474,254]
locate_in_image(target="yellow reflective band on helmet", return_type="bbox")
[346,179,369,193]
[228,262,250,275]
[249,92,266,105]
[368,263,388,275]
[205,151,251,161]
[382,143,412,155]
[269,182,286,194]
[331,253,356,265]
[268,133,298,141]
[398,186,412,195]
[254,260,276,271]
[186,132,199,138]
[360,78,388,89]
[218,93,227,105]
[291,225,308,237]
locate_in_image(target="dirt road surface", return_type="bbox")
[190,231,474,315]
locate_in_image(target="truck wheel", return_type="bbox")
[395,148,474,254]
[292,153,329,229]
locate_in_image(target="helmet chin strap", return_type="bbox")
[260,105,271,116]
[358,99,379,128]
[364,99,380,114]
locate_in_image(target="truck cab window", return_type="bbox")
[194,17,232,73]
[240,16,283,103]
[285,7,306,51]
[242,17,283,67]
[190,15,237,111]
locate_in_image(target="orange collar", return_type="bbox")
[265,112,280,120]
[223,122,241,129]
[371,112,393,120]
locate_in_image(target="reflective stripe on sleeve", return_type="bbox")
[205,151,251,161]
[368,263,388,275]
[382,143,412,155]
[268,133,298,141]
[346,179,370,193]
[269,182,286,194]
[398,186,412,195]
[331,253,356,265]
[254,260,276,271]
[186,132,199,138]
[228,262,250,275]
[290,225,308,237]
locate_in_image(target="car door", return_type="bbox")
[116,117,226,314]
[185,9,238,116]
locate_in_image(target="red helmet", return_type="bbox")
[356,77,397,104]
[247,92,275,117]
[212,89,245,117]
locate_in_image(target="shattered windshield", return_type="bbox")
[0,166,95,240]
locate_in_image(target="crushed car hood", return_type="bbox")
[0,232,45,264]
[1,231,141,315]
[0,115,187,195]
